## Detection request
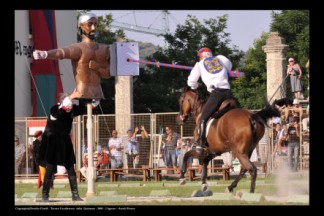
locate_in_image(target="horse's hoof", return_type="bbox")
[225,187,232,193]
[179,178,186,185]
[201,183,208,191]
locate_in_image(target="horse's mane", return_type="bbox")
[183,85,205,103]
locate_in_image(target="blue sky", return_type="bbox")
[93,10,274,52]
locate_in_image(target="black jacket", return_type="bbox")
[39,104,86,167]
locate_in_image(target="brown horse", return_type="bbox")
[176,86,280,193]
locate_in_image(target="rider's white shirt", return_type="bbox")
[187,55,232,92]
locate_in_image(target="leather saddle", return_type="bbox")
[211,98,237,119]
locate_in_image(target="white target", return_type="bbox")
[110,42,139,76]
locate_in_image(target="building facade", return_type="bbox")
[15,10,77,117]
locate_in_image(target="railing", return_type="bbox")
[15,109,310,178]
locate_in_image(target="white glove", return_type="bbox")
[92,99,100,108]
[59,97,73,110]
[33,50,48,60]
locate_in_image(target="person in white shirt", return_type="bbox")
[108,130,124,169]
[187,47,233,150]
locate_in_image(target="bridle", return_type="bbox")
[179,89,204,122]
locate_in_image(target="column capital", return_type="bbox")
[262,32,288,53]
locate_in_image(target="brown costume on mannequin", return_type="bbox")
[33,13,110,99]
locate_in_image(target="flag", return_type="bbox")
[37,165,46,189]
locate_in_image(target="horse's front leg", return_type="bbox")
[179,150,198,185]
[201,162,208,191]
[201,153,215,191]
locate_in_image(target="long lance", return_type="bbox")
[127,58,244,78]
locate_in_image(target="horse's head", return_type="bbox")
[176,86,199,125]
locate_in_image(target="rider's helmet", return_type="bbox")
[197,47,212,59]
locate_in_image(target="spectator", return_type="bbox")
[79,147,102,181]
[250,148,258,167]
[273,123,284,155]
[287,58,303,99]
[15,136,25,174]
[258,127,269,173]
[184,139,194,168]
[302,98,309,134]
[99,145,110,169]
[291,99,303,120]
[136,125,150,169]
[274,97,293,124]
[280,124,289,156]
[108,130,124,170]
[125,128,139,171]
[162,126,179,174]
[287,117,301,172]
[176,138,187,172]
[221,152,233,170]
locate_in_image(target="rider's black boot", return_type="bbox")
[195,120,207,155]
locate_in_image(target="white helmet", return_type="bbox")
[78,12,97,27]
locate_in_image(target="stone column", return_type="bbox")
[115,76,133,137]
[262,32,289,102]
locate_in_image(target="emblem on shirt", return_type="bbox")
[203,56,223,74]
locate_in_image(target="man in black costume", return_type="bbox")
[39,90,99,202]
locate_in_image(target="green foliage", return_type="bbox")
[232,33,268,109]
[133,14,244,113]
[233,10,310,108]
[271,10,309,63]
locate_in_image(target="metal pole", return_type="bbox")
[86,103,96,197]
[77,116,82,170]
[268,74,289,103]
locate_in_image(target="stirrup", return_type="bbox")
[195,146,203,154]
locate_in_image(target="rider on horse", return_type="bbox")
[187,47,233,152]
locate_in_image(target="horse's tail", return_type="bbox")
[251,103,281,127]
[249,103,281,146]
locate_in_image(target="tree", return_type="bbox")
[231,33,269,109]
[271,10,309,98]
[133,14,244,113]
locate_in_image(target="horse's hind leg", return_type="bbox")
[226,167,247,193]
[227,155,257,193]
[239,155,257,193]
[248,162,257,193]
